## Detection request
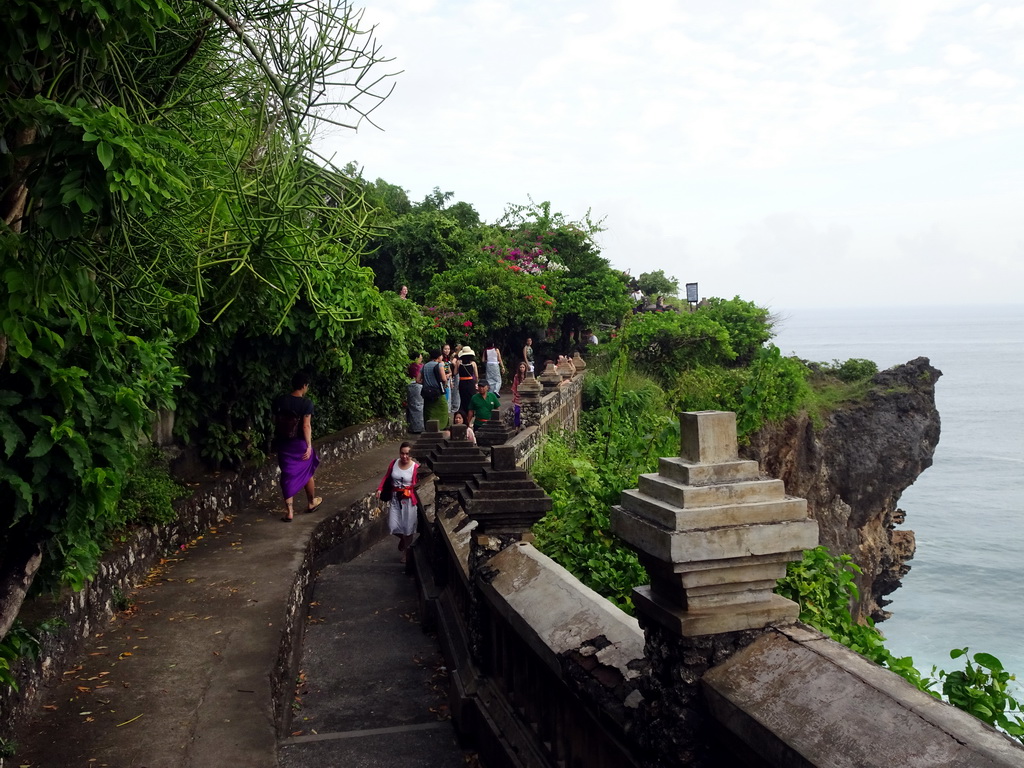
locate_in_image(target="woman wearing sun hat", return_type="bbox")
[457,346,479,415]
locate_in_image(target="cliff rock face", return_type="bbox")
[741,357,942,622]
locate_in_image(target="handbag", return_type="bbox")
[421,362,442,402]
[380,472,394,502]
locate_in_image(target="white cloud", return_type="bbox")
[965,68,1018,88]
[944,43,981,67]
[321,0,1024,308]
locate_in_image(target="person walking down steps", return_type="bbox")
[375,442,420,564]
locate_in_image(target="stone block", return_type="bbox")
[680,411,738,464]
[620,490,806,530]
[702,630,1024,767]
[658,456,761,486]
[633,586,799,636]
[612,506,818,564]
[679,560,791,589]
[683,580,782,609]
[637,474,785,508]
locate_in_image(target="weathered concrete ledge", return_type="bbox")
[703,624,1024,768]
[481,542,647,719]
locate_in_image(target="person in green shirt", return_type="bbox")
[468,380,501,426]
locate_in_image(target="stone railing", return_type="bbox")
[506,365,585,470]
[415,492,644,768]
[413,410,1024,768]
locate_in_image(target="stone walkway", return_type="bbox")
[12,438,470,767]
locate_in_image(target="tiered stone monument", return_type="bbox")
[537,361,562,391]
[458,445,552,535]
[571,351,587,372]
[612,410,818,636]
[408,419,446,471]
[427,423,489,490]
[475,411,513,448]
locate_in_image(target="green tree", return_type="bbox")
[364,209,476,296]
[0,0,395,640]
[636,270,679,298]
[495,200,630,341]
[426,259,554,351]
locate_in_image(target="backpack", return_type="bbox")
[421,362,443,402]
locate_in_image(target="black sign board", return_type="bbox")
[685,282,699,303]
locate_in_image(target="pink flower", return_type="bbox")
[540,284,546,290]
[463,320,473,327]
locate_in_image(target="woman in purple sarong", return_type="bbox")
[272,371,323,522]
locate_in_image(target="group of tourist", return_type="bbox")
[269,338,577,561]
[405,340,524,435]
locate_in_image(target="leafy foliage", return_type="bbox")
[0,0,397,640]
[426,259,554,352]
[735,345,811,437]
[614,310,736,382]
[635,270,679,298]
[816,357,879,383]
[932,649,1024,739]
[699,297,774,365]
[120,447,191,525]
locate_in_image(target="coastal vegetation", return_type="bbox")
[1,0,1018,745]
[530,342,1024,741]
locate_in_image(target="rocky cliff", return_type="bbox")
[742,357,942,623]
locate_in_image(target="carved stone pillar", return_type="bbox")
[612,411,817,636]
[612,411,818,767]
[538,361,562,391]
[517,370,543,428]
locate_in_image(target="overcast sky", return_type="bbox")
[316,0,1024,311]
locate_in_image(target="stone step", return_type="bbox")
[466,479,539,492]
[463,489,550,501]
[619,489,808,531]
[638,474,784,508]
[658,456,761,486]
[480,468,531,481]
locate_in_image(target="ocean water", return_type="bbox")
[772,304,1024,680]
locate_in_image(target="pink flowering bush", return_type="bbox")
[419,304,475,349]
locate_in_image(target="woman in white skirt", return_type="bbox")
[375,442,420,563]
[484,340,505,395]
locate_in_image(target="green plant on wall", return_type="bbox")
[932,648,1024,739]
[778,546,1024,743]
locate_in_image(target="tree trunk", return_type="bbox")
[1,124,37,234]
[0,533,44,642]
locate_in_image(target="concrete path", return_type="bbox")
[12,438,469,767]
[278,539,466,768]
